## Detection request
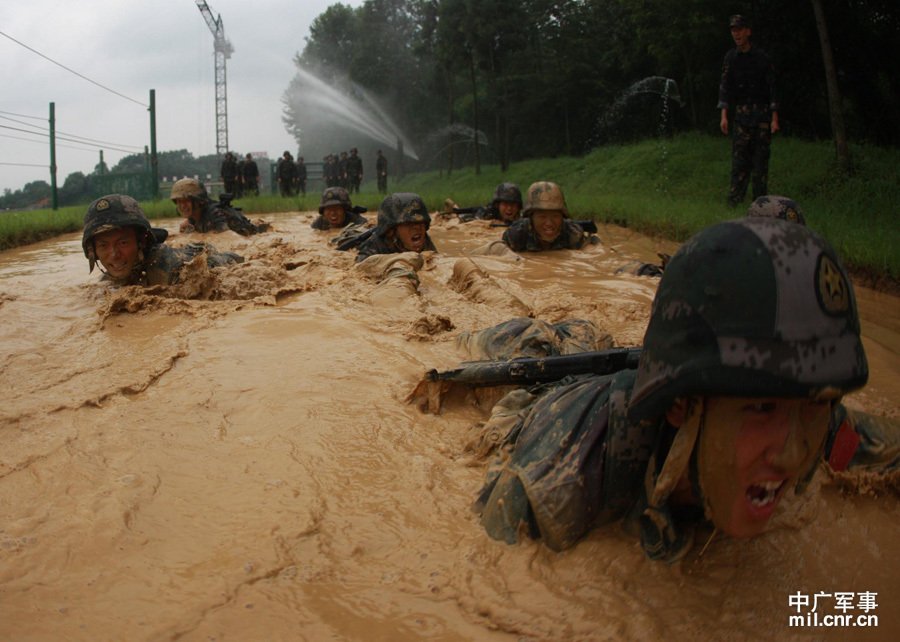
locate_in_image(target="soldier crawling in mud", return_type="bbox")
[468,217,898,563]
[310,186,368,231]
[171,178,269,236]
[353,193,437,263]
[502,182,595,252]
[453,182,523,225]
[82,194,243,287]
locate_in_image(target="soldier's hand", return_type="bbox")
[720,114,729,135]
[771,112,780,134]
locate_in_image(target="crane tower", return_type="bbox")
[195,1,234,159]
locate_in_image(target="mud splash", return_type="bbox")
[1,211,898,641]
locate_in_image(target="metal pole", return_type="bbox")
[49,102,58,210]
[149,89,159,198]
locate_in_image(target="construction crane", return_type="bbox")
[195,1,234,159]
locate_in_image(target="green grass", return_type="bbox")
[3,133,899,280]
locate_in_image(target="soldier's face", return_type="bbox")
[731,26,751,48]
[175,198,196,219]
[532,211,564,242]
[694,396,831,538]
[395,222,427,252]
[497,201,521,221]
[323,205,346,227]
[94,227,139,279]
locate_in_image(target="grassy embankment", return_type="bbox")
[2,133,898,282]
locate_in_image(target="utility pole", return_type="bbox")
[196,1,234,160]
[49,102,58,211]
[149,89,159,198]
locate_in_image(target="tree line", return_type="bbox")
[282,0,900,174]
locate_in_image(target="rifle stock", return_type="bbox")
[426,346,642,386]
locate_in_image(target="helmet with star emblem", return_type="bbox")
[747,195,806,226]
[492,182,523,209]
[170,178,210,204]
[628,217,867,424]
[319,186,352,214]
[82,194,154,273]
[375,192,431,238]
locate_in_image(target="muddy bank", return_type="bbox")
[1,211,898,641]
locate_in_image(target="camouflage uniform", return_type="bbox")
[242,155,260,196]
[171,179,267,236]
[346,149,363,194]
[338,152,349,189]
[502,181,589,251]
[296,158,307,196]
[458,183,524,225]
[220,153,239,196]
[376,151,388,194]
[355,192,436,263]
[718,23,778,206]
[311,187,368,230]
[82,194,243,287]
[277,152,296,197]
[475,218,897,562]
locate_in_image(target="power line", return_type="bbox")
[0,29,148,108]
[0,115,144,151]
[0,125,141,154]
[0,133,121,155]
[0,109,45,121]
[0,162,48,168]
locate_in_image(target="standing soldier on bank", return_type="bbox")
[346,148,363,194]
[242,153,260,196]
[718,14,779,207]
[296,156,308,196]
[277,151,296,197]
[220,152,239,196]
[234,155,245,199]
[338,151,349,189]
[376,150,388,194]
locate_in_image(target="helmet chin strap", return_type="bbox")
[650,397,704,508]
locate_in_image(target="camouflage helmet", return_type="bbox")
[170,178,210,203]
[628,217,867,424]
[82,194,153,273]
[523,181,569,218]
[376,192,430,238]
[747,195,806,226]
[492,182,523,208]
[319,186,352,214]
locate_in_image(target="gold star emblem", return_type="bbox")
[818,255,849,314]
[96,199,110,211]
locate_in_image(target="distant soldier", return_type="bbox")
[311,187,368,230]
[718,14,779,207]
[242,153,260,196]
[296,156,308,196]
[171,178,268,235]
[346,148,363,194]
[82,194,242,287]
[233,155,245,199]
[324,154,335,188]
[376,150,388,194]
[338,151,349,189]
[354,192,437,263]
[220,152,239,196]
[277,151,296,197]
[502,182,592,251]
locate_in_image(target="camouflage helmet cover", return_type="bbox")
[82,194,152,272]
[170,178,209,203]
[747,195,806,226]
[319,186,352,214]
[376,192,430,238]
[492,182,523,208]
[729,14,749,28]
[523,181,569,218]
[628,217,867,424]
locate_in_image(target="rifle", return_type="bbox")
[426,346,642,387]
[438,206,479,216]
[217,193,242,211]
[352,205,368,214]
[336,227,374,251]
[488,219,598,233]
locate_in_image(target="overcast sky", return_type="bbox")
[0,0,362,193]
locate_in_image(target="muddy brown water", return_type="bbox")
[1,212,898,641]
